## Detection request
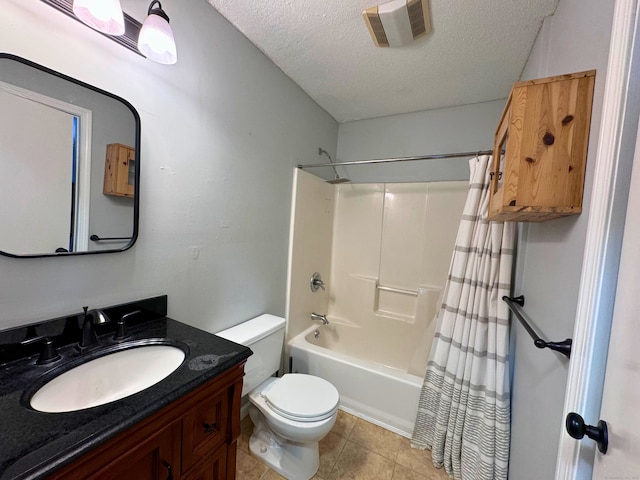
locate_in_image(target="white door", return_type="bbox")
[0,88,74,254]
[590,121,640,477]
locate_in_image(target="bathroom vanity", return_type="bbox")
[46,365,241,480]
[0,296,252,480]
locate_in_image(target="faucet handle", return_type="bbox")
[114,310,140,341]
[20,336,61,365]
[310,272,326,292]
[120,310,141,323]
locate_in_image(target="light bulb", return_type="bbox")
[138,1,177,65]
[72,0,125,36]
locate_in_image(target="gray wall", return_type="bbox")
[0,0,338,332]
[87,97,136,252]
[335,100,506,183]
[508,0,615,478]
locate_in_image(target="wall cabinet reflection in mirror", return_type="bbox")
[0,53,140,257]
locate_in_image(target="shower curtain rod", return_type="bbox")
[297,149,494,169]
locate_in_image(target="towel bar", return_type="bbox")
[90,235,132,242]
[502,295,572,359]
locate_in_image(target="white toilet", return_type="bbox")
[217,314,339,480]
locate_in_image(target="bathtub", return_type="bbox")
[288,322,424,438]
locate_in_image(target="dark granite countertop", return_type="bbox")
[0,296,252,480]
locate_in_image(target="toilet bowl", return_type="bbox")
[250,375,339,442]
[216,315,340,480]
[248,375,339,479]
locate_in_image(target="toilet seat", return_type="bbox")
[261,374,339,422]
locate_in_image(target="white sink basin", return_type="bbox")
[30,345,185,413]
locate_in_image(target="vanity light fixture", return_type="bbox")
[41,0,177,63]
[72,0,125,36]
[137,1,178,65]
[40,0,143,55]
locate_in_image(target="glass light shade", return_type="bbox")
[72,0,125,36]
[138,13,177,65]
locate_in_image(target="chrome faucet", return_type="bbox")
[310,312,329,325]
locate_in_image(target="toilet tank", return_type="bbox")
[217,314,285,396]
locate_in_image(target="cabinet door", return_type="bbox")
[88,421,181,480]
[103,143,135,197]
[182,389,229,472]
[122,146,136,197]
[182,445,227,480]
[488,70,595,222]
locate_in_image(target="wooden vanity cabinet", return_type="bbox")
[182,388,229,472]
[103,143,135,198]
[488,70,596,222]
[47,363,245,480]
[79,421,181,480]
[181,447,227,480]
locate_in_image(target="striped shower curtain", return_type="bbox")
[411,155,515,480]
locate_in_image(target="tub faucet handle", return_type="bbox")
[310,272,325,292]
[311,312,329,325]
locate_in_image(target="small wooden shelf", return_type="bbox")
[103,143,135,198]
[488,70,596,222]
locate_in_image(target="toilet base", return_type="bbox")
[249,409,320,480]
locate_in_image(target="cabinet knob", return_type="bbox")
[203,422,217,433]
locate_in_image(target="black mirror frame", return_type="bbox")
[0,53,141,259]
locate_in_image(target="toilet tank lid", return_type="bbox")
[216,314,285,346]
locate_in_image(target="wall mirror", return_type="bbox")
[0,53,140,258]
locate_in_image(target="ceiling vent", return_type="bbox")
[362,0,432,48]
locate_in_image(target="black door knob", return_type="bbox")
[565,412,608,454]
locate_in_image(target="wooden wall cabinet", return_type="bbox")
[103,143,135,198]
[47,363,245,480]
[488,70,596,222]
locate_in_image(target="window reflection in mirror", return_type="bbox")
[0,54,140,257]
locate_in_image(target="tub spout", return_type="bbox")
[311,312,329,325]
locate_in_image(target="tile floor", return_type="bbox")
[236,410,450,480]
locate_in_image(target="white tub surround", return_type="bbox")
[287,177,469,438]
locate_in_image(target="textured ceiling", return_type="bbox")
[206,0,560,123]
